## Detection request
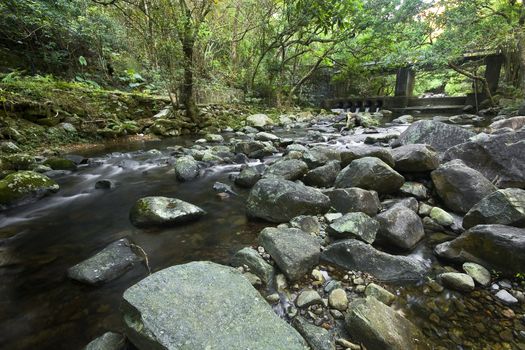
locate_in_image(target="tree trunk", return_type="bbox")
[518,30,525,94]
[181,35,199,126]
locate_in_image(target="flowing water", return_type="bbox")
[0,117,523,349]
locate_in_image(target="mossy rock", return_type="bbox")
[0,153,36,171]
[44,157,77,171]
[0,171,59,209]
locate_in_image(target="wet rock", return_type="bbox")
[234,140,276,159]
[364,132,400,144]
[0,153,36,170]
[443,129,525,188]
[435,225,525,274]
[234,165,262,188]
[301,146,341,169]
[345,296,429,350]
[335,157,404,194]
[95,179,115,190]
[321,239,428,282]
[328,288,348,311]
[246,178,330,223]
[495,290,519,305]
[290,215,320,235]
[259,227,320,280]
[323,187,380,216]
[365,283,396,305]
[292,316,335,350]
[463,188,525,229]
[399,182,428,199]
[231,247,274,284]
[0,171,59,209]
[122,261,307,350]
[382,197,419,212]
[462,262,491,286]
[246,113,273,129]
[296,289,323,308]
[129,196,206,227]
[327,212,379,244]
[391,144,439,172]
[394,120,474,152]
[429,207,454,226]
[84,332,126,350]
[439,272,475,292]
[303,160,340,188]
[376,206,425,250]
[255,131,280,142]
[204,134,224,143]
[212,182,236,196]
[67,238,142,285]
[391,114,414,124]
[174,155,199,182]
[431,160,497,214]
[340,145,395,167]
[264,159,308,181]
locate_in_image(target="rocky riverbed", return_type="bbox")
[1,110,525,349]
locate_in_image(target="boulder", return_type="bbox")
[321,239,428,282]
[376,206,425,250]
[296,290,323,308]
[391,114,414,124]
[462,262,491,286]
[391,144,439,172]
[495,290,518,305]
[345,296,429,350]
[327,212,379,244]
[334,157,404,194]
[174,155,199,182]
[44,157,77,171]
[234,140,276,159]
[324,188,380,216]
[364,283,396,306]
[246,178,330,223]
[463,188,525,229]
[290,215,320,235]
[443,129,525,188]
[234,166,262,188]
[399,182,428,200]
[394,120,475,152]
[301,146,341,169]
[439,272,475,292]
[340,146,395,167]
[431,160,497,214]
[129,196,206,227]
[84,332,126,350]
[264,159,308,181]
[435,225,525,274]
[230,247,274,284]
[292,316,335,350]
[0,171,59,209]
[204,134,224,143]
[381,197,419,213]
[429,207,454,227]
[122,261,307,350]
[246,114,273,128]
[255,131,280,142]
[489,116,525,131]
[259,227,320,281]
[67,238,142,285]
[303,161,340,188]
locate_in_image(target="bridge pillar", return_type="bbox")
[395,67,415,97]
[484,54,504,94]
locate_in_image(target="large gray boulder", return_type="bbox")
[122,261,307,350]
[340,145,395,167]
[323,188,380,216]
[130,196,206,227]
[67,238,142,285]
[431,160,497,214]
[327,212,379,244]
[234,141,276,159]
[0,171,59,209]
[174,156,199,182]
[443,129,525,188]
[345,296,429,350]
[84,332,126,350]
[321,239,428,282]
[246,178,330,223]
[391,144,439,172]
[463,188,525,229]
[234,166,262,188]
[230,247,274,284]
[334,157,404,194]
[394,120,474,152]
[303,161,340,188]
[435,225,525,274]
[259,227,320,281]
[264,159,308,181]
[376,206,425,250]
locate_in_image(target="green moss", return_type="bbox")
[43,157,77,170]
[0,170,59,207]
[0,153,35,171]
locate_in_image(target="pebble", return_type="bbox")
[335,338,361,350]
[276,274,287,292]
[495,290,519,305]
[266,293,280,303]
[311,269,324,283]
[328,288,349,311]
[296,290,323,308]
